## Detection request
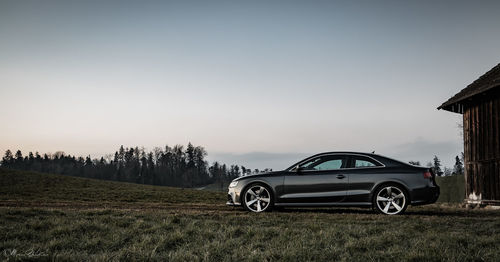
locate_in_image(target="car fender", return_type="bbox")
[370,178,412,202]
[239,178,279,200]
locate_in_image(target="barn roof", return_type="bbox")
[438,63,500,113]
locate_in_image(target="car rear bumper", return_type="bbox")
[411,185,440,206]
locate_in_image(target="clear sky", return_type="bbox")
[1,0,500,170]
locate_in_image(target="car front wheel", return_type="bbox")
[373,184,408,215]
[242,184,273,213]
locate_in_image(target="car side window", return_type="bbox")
[353,157,380,168]
[301,156,345,171]
[313,159,343,170]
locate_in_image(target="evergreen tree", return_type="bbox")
[1,150,13,166]
[192,146,208,185]
[453,155,464,175]
[1,144,255,189]
[185,143,196,187]
[146,152,155,185]
[433,156,442,176]
[140,152,147,184]
[15,150,23,161]
[186,143,195,168]
[14,150,23,168]
[85,156,93,166]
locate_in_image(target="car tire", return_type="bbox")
[373,183,408,215]
[242,183,273,213]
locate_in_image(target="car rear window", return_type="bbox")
[351,156,382,168]
[355,159,377,167]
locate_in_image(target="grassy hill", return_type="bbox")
[197,181,230,191]
[0,168,225,206]
[1,168,499,261]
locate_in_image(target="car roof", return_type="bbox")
[286,151,411,170]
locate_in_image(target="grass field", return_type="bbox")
[435,175,466,203]
[1,168,499,261]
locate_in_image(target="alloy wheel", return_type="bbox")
[244,185,271,212]
[376,186,406,215]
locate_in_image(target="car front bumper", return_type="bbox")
[226,186,242,206]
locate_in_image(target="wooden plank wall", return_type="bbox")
[463,93,500,201]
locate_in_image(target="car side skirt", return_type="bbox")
[274,202,372,207]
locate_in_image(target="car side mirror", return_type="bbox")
[295,166,306,173]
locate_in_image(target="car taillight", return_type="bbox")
[423,171,432,179]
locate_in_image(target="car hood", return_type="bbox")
[232,171,285,181]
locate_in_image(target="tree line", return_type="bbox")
[0,143,262,188]
[1,144,464,187]
[409,153,464,176]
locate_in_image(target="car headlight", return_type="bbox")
[229,181,238,188]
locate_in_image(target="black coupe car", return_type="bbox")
[227,152,440,215]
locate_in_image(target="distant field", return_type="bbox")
[1,168,499,261]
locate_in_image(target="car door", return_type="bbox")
[281,154,348,203]
[343,154,385,203]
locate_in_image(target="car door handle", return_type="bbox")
[336,175,345,179]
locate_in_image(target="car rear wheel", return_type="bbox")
[242,184,273,213]
[373,184,408,215]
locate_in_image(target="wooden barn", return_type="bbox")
[438,63,500,206]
